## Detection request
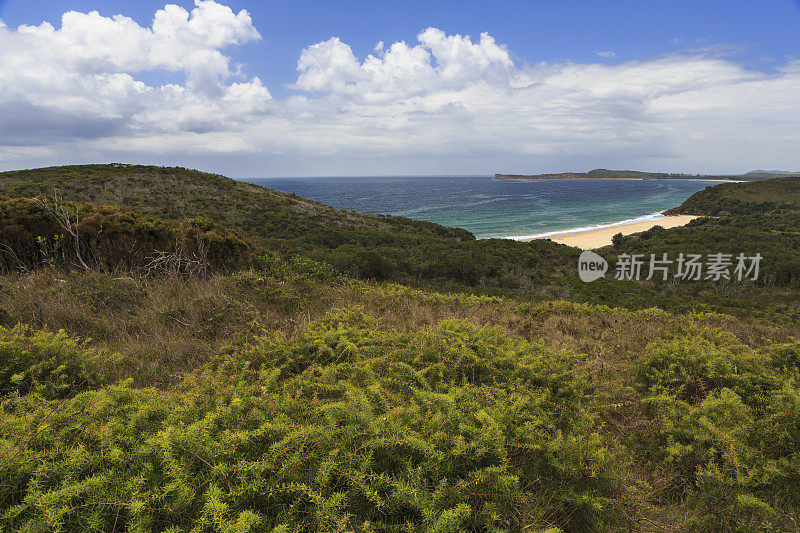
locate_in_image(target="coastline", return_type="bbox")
[495,177,744,183]
[513,214,698,249]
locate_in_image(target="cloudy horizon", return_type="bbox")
[1,0,798,178]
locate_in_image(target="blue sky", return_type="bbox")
[0,0,799,176]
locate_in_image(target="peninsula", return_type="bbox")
[494,168,800,181]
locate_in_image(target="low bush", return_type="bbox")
[0,325,113,399]
[0,196,255,274]
[632,333,800,530]
[0,309,618,531]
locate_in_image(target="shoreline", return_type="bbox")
[513,214,698,249]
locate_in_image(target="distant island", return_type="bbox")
[494,168,800,181]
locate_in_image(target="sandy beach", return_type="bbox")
[522,215,697,249]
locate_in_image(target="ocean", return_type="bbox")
[243,176,717,239]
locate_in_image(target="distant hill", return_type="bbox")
[494,168,798,181]
[740,170,800,179]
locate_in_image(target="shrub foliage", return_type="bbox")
[0,196,254,274]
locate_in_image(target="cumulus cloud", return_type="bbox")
[0,1,268,145]
[0,3,799,176]
[293,28,514,98]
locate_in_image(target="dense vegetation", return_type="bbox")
[2,166,800,531]
[666,176,800,216]
[0,165,470,246]
[0,165,577,290]
[610,177,800,285]
[0,195,255,274]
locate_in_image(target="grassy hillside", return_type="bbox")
[0,164,577,289]
[0,195,255,274]
[2,166,800,531]
[667,176,800,216]
[2,267,800,531]
[604,176,800,285]
[0,164,472,246]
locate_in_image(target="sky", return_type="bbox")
[0,0,799,177]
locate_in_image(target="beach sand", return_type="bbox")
[523,215,697,249]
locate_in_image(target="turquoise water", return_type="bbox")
[244,176,717,239]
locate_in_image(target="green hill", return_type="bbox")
[600,177,800,286]
[0,195,255,274]
[0,164,577,289]
[0,164,471,246]
[667,175,800,216]
[496,168,742,180]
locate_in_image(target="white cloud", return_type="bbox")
[0,3,799,176]
[282,41,800,172]
[596,50,616,58]
[10,1,260,93]
[0,0,268,146]
[293,28,514,99]
[293,37,366,93]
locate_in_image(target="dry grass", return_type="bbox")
[2,270,797,392]
[0,271,509,385]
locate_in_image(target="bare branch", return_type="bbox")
[142,232,210,277]
[0,243,30,273]
[34,192,90,270]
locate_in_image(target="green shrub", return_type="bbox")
[633,332,800,529]
[258,252,340,283]
[635,330,777,406]
[0,196,255,274]
[0,325,112,399]
[0,308,617,531]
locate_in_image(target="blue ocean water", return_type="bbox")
[243,176,717,239]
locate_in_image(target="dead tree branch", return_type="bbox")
[0,243,30,273]
[143,234,210,277]
[34,193,90,271]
